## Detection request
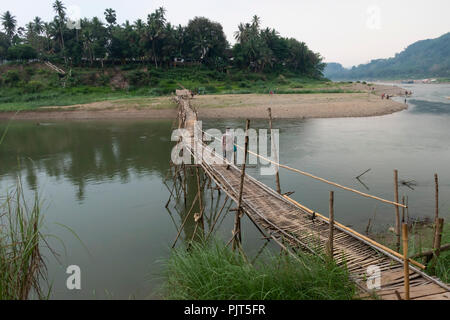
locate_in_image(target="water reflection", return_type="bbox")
[0,121,173,201]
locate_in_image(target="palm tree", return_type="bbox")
[251,15,260,31]
[104,8,117,27]
[53,0,66,61]
[26,22,35,39]
[42,22,51,52]
[1,11,17,43]
[33,17,44,35]
[147,6,167,67]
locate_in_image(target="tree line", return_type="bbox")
[0,1,324,77]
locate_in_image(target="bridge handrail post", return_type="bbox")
[402,223,410,300]
[394,170,401,253]
[233,119,250,251]
[327,191,334,259]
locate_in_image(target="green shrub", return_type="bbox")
[24,81,45,93]
[126,70,150,86]
[162,240,357,300]
[205,85,218,93]
[238,81,250,88]
[4,70,20,85]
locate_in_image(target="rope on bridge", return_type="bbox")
[199,129,407,209]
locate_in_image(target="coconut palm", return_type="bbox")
[52,0,66,60]
[104,8,117,27]
[1,11,17,43]
[147,6,167,67]
[33,17,44,35]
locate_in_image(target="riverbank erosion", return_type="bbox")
[0,92,407,121]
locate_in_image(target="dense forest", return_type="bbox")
[324,32,450,80]
[0,1,324,77]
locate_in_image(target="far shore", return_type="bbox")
[0,83,408,121]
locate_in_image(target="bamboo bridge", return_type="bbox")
[171,91,450,300]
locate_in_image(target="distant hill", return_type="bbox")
[324,32,450,80]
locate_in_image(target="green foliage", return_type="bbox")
[434,223,450,282]
[0,63,333,110]
[161,240,357,300]
[0,179,48,300]
[4,70,20,85]
[24,80,45,93]
[0,5,324,78]
[6,44,37,60]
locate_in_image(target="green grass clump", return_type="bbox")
[378,221,450,283]
[161,241,357,300]
[431,223,450,282]
[0,180,48,300]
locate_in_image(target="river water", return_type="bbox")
[0,83,449,299]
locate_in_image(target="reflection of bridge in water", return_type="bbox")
[169,91,450,300]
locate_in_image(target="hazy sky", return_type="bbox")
[1,0,449,67]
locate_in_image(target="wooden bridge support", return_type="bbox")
[267,108,281,194]
[327,191,335,258]
[402,223,410,300]
[233,120,250,251]
[394,170,401,252]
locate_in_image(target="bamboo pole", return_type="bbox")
[233,119,250,250]
[205,196,230,242]
[430,218,444,270]
[327,191,334,258]
[182,164,187,207]
[268,108,281,194]
[402,223,410,300]
[195,166,204,233]
[394,170,400,252]
[401,196,405,223]
[202,130,407,208]
[410,243,450,259]
[171,193,199,248]
[435,173,439,221]
[406,196,409,222]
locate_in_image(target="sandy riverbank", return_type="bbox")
[0,84,407,121]
[193,92,406,119]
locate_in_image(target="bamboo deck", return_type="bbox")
[175,94,450,300]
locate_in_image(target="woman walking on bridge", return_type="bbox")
[222,128,235,163]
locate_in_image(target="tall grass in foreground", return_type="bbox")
[162,241,357,300]
[434,223,450,282]
[0,180,48,300]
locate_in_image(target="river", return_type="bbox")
[0,83,449,299]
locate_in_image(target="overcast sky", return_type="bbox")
[1,0,449,67]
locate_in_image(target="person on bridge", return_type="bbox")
[222,128,235,164]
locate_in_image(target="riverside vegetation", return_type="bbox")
[0,177,48,299]
[0,2,331,112]
[162,240,358,300]
[0,63,355,112]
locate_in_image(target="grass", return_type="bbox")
[0,62,361,112]
[0,120,49,300]
[0,179,48,300]
[409,222,450,283]
[161,240,357,300]
[373,221,450,283]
